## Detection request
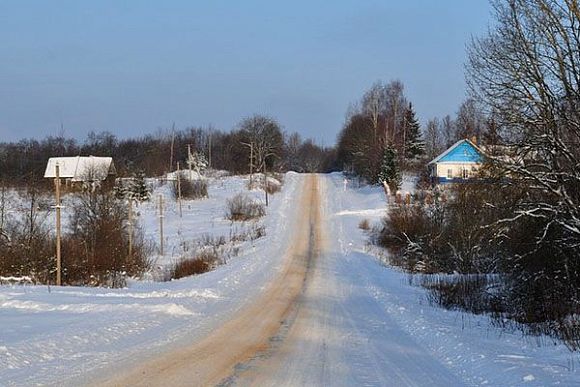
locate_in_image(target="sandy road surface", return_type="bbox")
[227,175,464,387]
[97,174,321,387]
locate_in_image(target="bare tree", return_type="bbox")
[455,99,485,141]
[441,115,456,148]
[467,0,580,322]
[238,114,283,174]
[425,118,443,159]
[284,132,302,172]
[468,0,580,243]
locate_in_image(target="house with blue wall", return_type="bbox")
[428,139,485,184]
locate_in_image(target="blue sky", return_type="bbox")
[0,1,491,145]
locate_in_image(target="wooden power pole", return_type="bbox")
[263,162,268,207]
[177,162,183,218]
[187,144,194,180]
[158,194,164,256]
[169,123,176,173]
[55,164,62,286]
[240,141,255,187]
[208,131,212,169]
[128,199,133,260]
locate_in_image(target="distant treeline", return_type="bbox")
[0,116,337,184]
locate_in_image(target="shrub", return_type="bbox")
[172,172,209,200]
[378,203,447,273]
[63,187,152,287]
[172,250,218,279]
[419,274,505,316]
[230,224,266,242]
[358,219,370,231]
[246,176,281,194]
[226,193,265,221]
[0,186,54,283]
[265,180,281,194]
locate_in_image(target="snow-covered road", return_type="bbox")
[230,175,463,386]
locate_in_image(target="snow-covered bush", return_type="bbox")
[247,174,282,194]
[187,151,208,177]
[225,193,265,221]
[171,172,208,200]
[63,187,151,287]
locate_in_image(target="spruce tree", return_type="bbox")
[112,179,127,200]
[404,103,425,160]
[129,171,150,202]
[377,145,402,191]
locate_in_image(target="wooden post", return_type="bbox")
[128,199,133,260]
[158,194,164,256]
[208,132,212,169]
[240,141,255,188]
[177,162,182,218]
[264,163,269,207]
[55,164,62,286]
[187,144,194,180]
[169,123,175,173]
[249,144,254,187]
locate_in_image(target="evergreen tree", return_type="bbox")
[112,179,127,200]
[188,151,208,177]
[377,145,402,191]
[129,171,150,202]
[403,103,425,159]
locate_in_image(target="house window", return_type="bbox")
[462,169,469,179]
[447,169,453,179]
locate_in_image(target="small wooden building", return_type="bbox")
[44,156,116,185]
[428,139,484,184]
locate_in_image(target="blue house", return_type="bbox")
[428,139,485,184]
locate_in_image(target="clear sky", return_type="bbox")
[0,0,491,145]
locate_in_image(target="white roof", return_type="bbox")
[44,156,115,181]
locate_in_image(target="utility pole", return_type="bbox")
[128,199,133,260]
[208,131,212,170]
[250,144,254,187]
[263,162,268,206]
[169,123,176,173]
[55,164,62,286]
[158,194,164,256]
[241,141,255,187]
[187,144,194,180]
[177,162,183,218]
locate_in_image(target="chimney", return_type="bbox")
[471,136,478,145]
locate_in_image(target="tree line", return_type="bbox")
[0,115,336,186]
